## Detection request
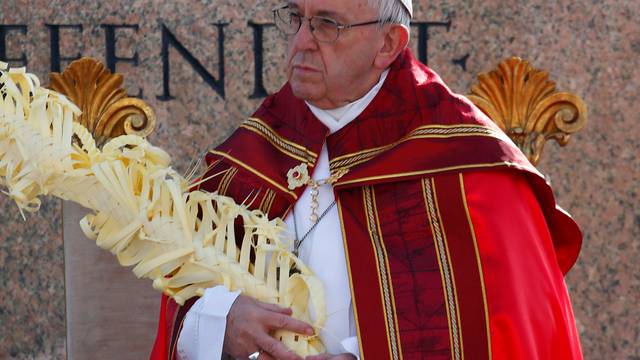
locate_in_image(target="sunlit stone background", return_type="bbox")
[1,0,638,358]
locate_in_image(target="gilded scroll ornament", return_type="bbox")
[468,57,587,165]
[49,57,156,147]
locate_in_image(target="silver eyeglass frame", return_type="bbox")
[272,4,384,43]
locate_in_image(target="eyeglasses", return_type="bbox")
[273,5,382,43]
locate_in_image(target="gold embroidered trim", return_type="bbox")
[259,189,276,215]
[241,117,318,166]
[330,124,507,174]
[336,199,366,358]
[459,173,492,359]
[209,150,298,200]
[266,190,276,214]
[335,161,533,188]
[363,186,403,360]
[224,167,239,194]
[422,178,463,360]
[217,166,238,195]
[434,179,466,360]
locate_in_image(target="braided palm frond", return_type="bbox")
[0,63,80,215]
[0,64,326,356]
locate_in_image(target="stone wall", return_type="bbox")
[1,0,637,358]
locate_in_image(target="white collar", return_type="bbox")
[305,69,389,134]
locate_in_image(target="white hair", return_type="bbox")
[368,0,412,34]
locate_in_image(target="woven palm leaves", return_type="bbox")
[0,63,326,356]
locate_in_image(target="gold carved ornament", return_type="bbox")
[49,57,156,146]
[467,57,587,166]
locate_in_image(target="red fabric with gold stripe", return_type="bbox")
[462,171,582,359]
[432,173,492,359]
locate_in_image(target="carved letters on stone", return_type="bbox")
[0,20,462,101]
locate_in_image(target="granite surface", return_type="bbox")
[0,0,638,358]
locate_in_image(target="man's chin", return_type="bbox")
[290,83,322,103]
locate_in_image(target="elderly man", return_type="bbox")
[151,0,583,359]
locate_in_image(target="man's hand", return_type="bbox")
[223,295,314,360]
[304,354,357,360]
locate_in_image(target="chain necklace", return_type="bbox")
[292,200,336,257]
[286,162,348,256]
[287,164,348,223]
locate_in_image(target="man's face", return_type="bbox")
[285,0,385,109]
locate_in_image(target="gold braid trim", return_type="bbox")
[241,117,318,166]
[330,124,507,174]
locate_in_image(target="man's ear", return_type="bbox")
[374,24,410,69]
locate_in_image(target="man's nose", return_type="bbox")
[290,18,318,51]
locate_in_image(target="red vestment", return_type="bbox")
[150,49,582,360]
